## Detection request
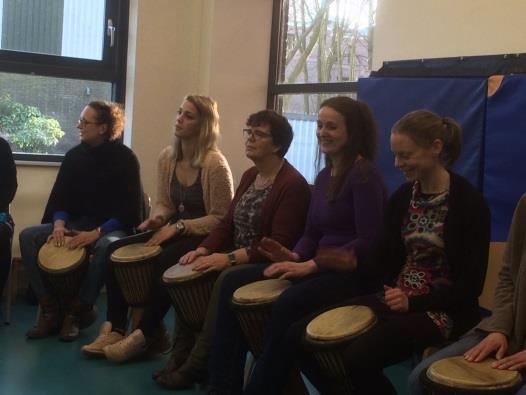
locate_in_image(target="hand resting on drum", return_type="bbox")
[193,253,230,273]
[137,216,165,232]
[145,223,179,246]
[464,332,508,363]
[179,247,211,265]
[263,260,318,280]
[67,229,101,249]
[47,219,68,247]
[383,285,409,312]
[257,237,299,262]
[491,350,526,371]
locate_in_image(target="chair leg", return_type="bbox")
[35,305,42,327]
[4,257,15,325]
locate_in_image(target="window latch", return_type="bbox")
[107,19,116,47]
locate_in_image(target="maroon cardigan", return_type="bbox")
[200,161,311,263]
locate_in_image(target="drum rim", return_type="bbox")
[231,278,291,305]
[426,356,523,390]
[306,316,377,345]
[37,242,88,274]
[305,305,376,341]
[110,243,162,262]
[162,269,205,283]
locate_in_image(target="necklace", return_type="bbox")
[178,183,187,213]
[254,174,274,189]
[254,160,284,190]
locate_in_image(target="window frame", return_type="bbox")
[0,0,130,163]
[267,0,359,110]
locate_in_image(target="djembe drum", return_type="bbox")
[162,262,218,331]
[304,305,377,394]
[424,356,522,394]
[110,243,161,306]
[38,237,88,296]
[231,279,291,358]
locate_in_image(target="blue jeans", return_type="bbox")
[19,223,126,305]
[408,331,526,395]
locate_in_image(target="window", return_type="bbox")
[268,0,376,182]
[0,0,129,162]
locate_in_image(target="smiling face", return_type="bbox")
[77,105,107,146]
[174,100,201,139]
[316,106,349,161]
[390,131,444,182]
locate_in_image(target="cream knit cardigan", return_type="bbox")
[150,145,234,235]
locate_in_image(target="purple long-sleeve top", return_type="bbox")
[293,159,387,266]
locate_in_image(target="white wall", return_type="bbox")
[206,0,273,183]
[127,0,272,201]
[373,0,526,69]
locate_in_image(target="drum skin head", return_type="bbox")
[232,279,291,305]
[111,243,161,262]
[306,305,376,342]
[162,262,203,283]
[427,356,522,390]
[38,237,87,273]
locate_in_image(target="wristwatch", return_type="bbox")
[174,220,185,233]
[227,252,237,266]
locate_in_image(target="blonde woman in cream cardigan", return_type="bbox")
[82,95,234,359]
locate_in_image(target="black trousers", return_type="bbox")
[0,219,14,298]
[209,269,366,394]
[321,294,444,395]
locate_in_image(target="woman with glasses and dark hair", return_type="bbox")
[0,136,17,298]
[91,95,234,361]
[151,109,311,390]
[205,96,387,394]
[19,101,143,342]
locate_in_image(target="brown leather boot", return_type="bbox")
[26,295,60,339]
[146,322,172,356]
[151,325,195,380]
[59,313,80,342]
[59,296,81,342]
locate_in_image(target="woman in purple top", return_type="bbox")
[206,96,387,394]
[310,110,490,394]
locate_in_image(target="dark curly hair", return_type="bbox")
[246,110,293,158]
[88,101,125,141]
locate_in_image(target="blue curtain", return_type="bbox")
[484,75,526,241]
[357,77,487,194]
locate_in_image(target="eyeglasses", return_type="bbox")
[77,118,100,127]
[242,128,272,141]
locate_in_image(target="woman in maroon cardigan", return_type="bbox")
[152,109,311,389]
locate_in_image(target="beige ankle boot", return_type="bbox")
[81,321,124,357]
[103,329,147,363]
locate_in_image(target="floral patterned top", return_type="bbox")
[396,181,453,338]
[233,183,272,250]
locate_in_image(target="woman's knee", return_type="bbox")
[19,224,50,246]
